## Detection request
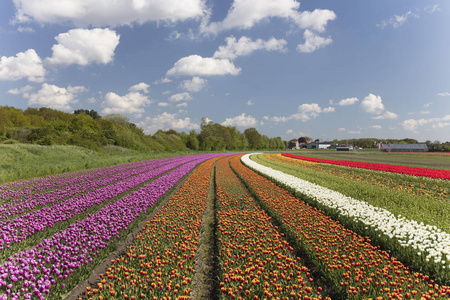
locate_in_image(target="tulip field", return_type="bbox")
[0,152,449,299]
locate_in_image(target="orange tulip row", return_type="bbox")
[230,155,450,299]
[80,156,222,300]
[215,155,326,300]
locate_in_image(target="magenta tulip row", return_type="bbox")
[0,154,227,299]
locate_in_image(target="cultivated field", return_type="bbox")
[0,152,449,299]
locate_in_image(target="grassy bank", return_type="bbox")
[0,143,198,184]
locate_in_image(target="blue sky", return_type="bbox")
[1,0,449,142]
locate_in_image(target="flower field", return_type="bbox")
[282,153,450,180]
[1,152,449,299]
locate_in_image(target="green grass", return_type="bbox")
[251,154,450,233]
[0,143,200,184]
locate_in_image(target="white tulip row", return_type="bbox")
[241,153,450,270]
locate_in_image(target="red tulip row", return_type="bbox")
[282,153,450,180]
[231,155,450,299]
[215,155,325,300]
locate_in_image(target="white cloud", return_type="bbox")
[437,92,450,97]
[102,89,152,115]
[0,49,45,82]
[213,36,287,60]
[247,100,255,106]
[377,10,419,29]
[286,129,294,134]
[139,112,199,134]
[26,83,85,111]
[297,29,332,53]
[201,0,335,34]
[176,102,188,108]
[180,76,207,92]
[401,118,428,131]
[370,125,382,129]
[221,113,257,127]
[348,130,361,134]
[87,97,96,103]
[424,5,440,14]
[420,110,430,115]
[12,0,206,27]
[338,128,346,131]
[167,55,241,77]
[158,102,169,107]
[424,102,432,107]
[153,77,172,85]
[45,28,120,66]
[266,102,334,123]
[371,111,398,120]
[292,103,324,121]
[17,26,34,33]
[337,97,359,106]
[129,82,149,93]
[169,92,192,102]
[360,93,385,115]
[7,85,33,95]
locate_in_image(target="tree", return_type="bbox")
[244,128,262,149]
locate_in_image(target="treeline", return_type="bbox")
[0,106,286,152]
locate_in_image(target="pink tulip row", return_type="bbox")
[0,158,175,220]
[0,156,192,251]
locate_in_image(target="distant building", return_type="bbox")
[379,143,428,152]
[287,139,300,149]
[306,142,331,149]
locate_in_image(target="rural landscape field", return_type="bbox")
[0,150,448,299]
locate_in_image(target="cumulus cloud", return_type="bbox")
[139,112,199,134]
[101,88,152,115]
[129,82,149,93]
[437,92,450,97]
[348,130,361,134]
[221,113,257,127]
[401,118,428,131]
[371,111,398,120]
[7,85,33,95]
[201,0,335,34]
[360,94,385,115]
[370,125,382,129]
[0,49,45,82]
[266,102,334,123]
[213,36,287,60]
[12,0,206,27]
[286,129,294,134]
[176,102,188,108]
[377,10,419,29]
[337,97,359,106]
[158,102,169,107]
[45,28,120,67]
[180,76,207,92]
[297,29,332,53]
[26,83,85,110]
[247,100,255,106]
[401,115,450,132]
[167,55,241,77]
[169,92,192,102]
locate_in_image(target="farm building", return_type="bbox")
[306,142,331,149]
[380,143,428,152]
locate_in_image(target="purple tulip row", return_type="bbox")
[0,159,175,202]
[0,153,225,299]
[0,156,196,251]
[0,158,177,220]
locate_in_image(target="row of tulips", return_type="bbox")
[0,154,223,299]
[0,156,191,254]
[80,155,224,300]
[267,153,448,201]
[0,158,175,220]
[215,155,325,300]
[282,153,450,180]
[234,154,450,299]
[244,154,450,281]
